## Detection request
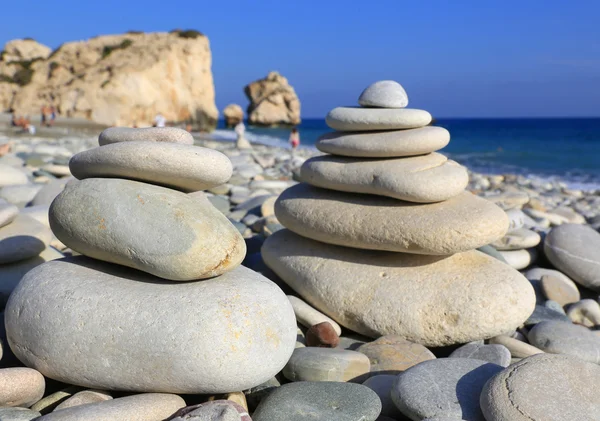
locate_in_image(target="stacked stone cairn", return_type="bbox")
[3,127,296,419]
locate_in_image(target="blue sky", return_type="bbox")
[1,0,599,118]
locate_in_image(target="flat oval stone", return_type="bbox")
[5,257,297,393]
[301,153,468,203]
[491,228,540,250]
[49,178,245,281]
[0,407,41,420]
[54,390,112,411]
[283,347,370,382]
[0,200,18,228]
[357,335,435,374]
[326,107,432,131]
[362,375,403,419]
[70,142,232,192]
[0,165,28,188]
[36,393,185,421]
[252,382,382,421]
[287,296,342,335]
[0,215,52,264]
[98,127,193,146]
[498,249,536,270]
[275,184,508,255]
[391,358,503,421]
[167,400,251,421]
[316,127,450,158]
[262,230,535,346]
[566,299,600,327]
[358,80,408,108]
[480,354,600,421]
[540,273,580,306]
[488,335,544,359]
[449,343,511,367]
[0,368,45,407]
[544,224,600,290]
[528,320,600,364]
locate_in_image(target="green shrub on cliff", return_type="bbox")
[12,67,34,86]
[172,29,204,39]
[101,39,134,59]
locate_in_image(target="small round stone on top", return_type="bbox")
[359,80,408,108]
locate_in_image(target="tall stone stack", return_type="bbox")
[263,81,536,347]
[5,127,296,394]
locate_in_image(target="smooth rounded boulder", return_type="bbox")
[98,127,194,146]
[326,107,432,131]
[275,184,509,255]
[69,142,233,192]
[358,80,408,108]
[262,230,535,346]
[316,126,450,158]
[301,153,468,203]
[480,354,600,421]
[49,178,246,281]
[544,224,600,290]
[5,257,297,393]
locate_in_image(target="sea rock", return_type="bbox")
[35,393,185,421]
[544,223,600,290]
[305,322,340,348]
[30,177,74,206]
[2,39,51,63]
[505,209,526,231]
[5,257,297,393]
[166,400,251,421]
[498,249,536,270]
[0,407,41,421]
[490,228,540,250]
[449,343,511,367]
[540,274,580,306]
[252,382,382,421]
[528,320,600,363]
[0,368,45,407]
[0,200,18,227]
[69,142,232,192]
[483,192,529,210]
[262,230,535,346]
[525,305,569,325]
[480,354,600,421]
[49,178,245,281]
[301,153,468,203]
[488,335,544,359]
[40,164,70,177]
[391,358,503,421]
[0,214,52,264]
[358,80,408,108]
[30,388,79,414]
[0,184,41,207]
[223,104,244,127]
[362,375,404,419]
[287,296,342,335]
[357,335,435,374]
[244,71,300,126]
[275,184,508,255]
[0,165,27,188]
[316,127,450,158]
[98,127,194,146]
[282,347,370,382]
[326,107,431,131]
[54,390,112,411]
[566,299,600,327]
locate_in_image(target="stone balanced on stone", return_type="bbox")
[262,81,536,347]
[5,127,297,394]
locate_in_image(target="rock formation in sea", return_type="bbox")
[223,103,244,127]
[245,71,301,126]
[0,31,218,130]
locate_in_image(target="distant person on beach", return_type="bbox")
[154,113,166,128]
[289,127,300,152]
[41,106,47,126]
[234,121,251,149]
[49,105,56,126]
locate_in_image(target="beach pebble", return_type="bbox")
[283,347,370,382]
[0,407,42,421]
[480,354,600,421]
[54,390,112,411]
[301,153,468,203]
[544,223,600,291]
[286,296,342,336]
[552,206,586,224]
[358,80,408,108]
[525,304,570,325]
[5,257,296,393]
[40,164,70,177]
[528,320,600,363]
[488,335,544,359]
[336,334,369,351]
[0,200,18,228]
[252,382,382,421]
[483,192,529,210]
[0,368,45,408]
[362,375,403,419]
[0,185,41,207]
[98,127,194,146]
[316,126,450,158]
[166,400,251,421]
[263,230,535,346]
[260,196,277,217]
[476,245,507,263]
[326,107,432,131]
[36,393,185,421]
[566,299,600,327]
[275,185,509,255]
[0,214,52,264]
[30,177,74,206]
[490,228,540,250]
[0,165,27,188]
[30,388,78,414]
[49,178,245,280]
[391,358,503,421]
[305,322,340,348]
[69,142,232,192]
[498,248,536,270]
[505,209,526,231]
[540,273,580,306]
[357,335,435,374]
[449,343,511,367]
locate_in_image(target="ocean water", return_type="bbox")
[213,118,600,189]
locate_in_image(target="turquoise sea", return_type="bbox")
[213,118,600,189]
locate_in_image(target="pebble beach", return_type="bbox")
[0,81,599,420]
